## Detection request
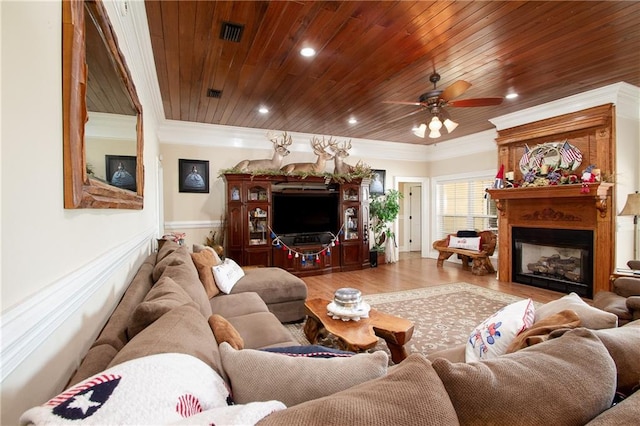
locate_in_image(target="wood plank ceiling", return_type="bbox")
[144,1,640,145]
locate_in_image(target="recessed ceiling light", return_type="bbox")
[506,93,519,99]
[258,106,269,114]
[348,117,357,124]
[300,47,316,57]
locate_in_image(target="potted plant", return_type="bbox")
[369,189,403,265]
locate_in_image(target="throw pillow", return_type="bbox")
[218,342,388,407]
[261,345,355,358]
[208,314,244,350]
[126,276,193,339]
[212,258,245,294]
[193,243,222,263]
[466,298,535,362]
[257,354,459,426]
[448,236,481,250]
[20,353,231,425]
[190,249,221,298]
[593,320,640,396]
[433,328,616,426]
[536,292,618,329]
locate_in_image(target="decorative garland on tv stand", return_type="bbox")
[269,225,345,264]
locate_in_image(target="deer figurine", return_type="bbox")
[234,132,293,172]
[330,139,357,174]
[280,136,335,174]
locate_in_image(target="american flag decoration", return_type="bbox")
[533,148,545,168]
[176,393,203,418]
[560,140,582,166]
[519,144,531,170]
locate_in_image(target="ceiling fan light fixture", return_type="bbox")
[428,129,441,138]
[428,115,443,131]
[443,118,458,133]
[413,123,427,138]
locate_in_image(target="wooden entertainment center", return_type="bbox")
[223,173,370,276]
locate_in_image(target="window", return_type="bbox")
[435,175,497,240]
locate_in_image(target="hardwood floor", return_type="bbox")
[301,252,566,304]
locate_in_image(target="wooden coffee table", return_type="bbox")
[303,298,414,363]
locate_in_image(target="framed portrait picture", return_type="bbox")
[369,169,385,195]
[105,155,137,191]
[179,159,209,193]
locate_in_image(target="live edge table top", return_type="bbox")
[303,298,414,363]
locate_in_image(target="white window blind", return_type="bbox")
[435,177,497,240]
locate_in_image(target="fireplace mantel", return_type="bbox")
[490,105,615,297]
[487,182,614,218]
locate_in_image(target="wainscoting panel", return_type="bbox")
[0,227,155,382]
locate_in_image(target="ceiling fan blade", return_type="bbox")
[440,80,471,102]
[383,100,422,106]
[447,97,504,107]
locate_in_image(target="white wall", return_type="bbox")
[158,122,431,248]
[0,1,161,423]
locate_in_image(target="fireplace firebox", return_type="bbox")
[512,227,593,298]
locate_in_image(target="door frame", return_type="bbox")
[393,176,430,258]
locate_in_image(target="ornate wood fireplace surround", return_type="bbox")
[487,104,616,297]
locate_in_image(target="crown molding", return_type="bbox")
[157,120,430,162]
[424,129,497,162]
[490,82,639,130]
[86,112,137,141]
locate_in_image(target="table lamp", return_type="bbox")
[620,191,640,260]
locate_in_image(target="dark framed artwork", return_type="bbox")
[369,169,385,195]
[179,159,209,193]
[105,155,137,191]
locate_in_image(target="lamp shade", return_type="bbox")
[443,118,458,133]
[412,123,427,138]
[620,192,640,216]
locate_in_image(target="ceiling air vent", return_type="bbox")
[207,89,223,99]
[220,22,244,43]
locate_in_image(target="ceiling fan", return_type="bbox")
[384,72,504,139]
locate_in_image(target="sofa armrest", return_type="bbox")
[625,295,640,312]
[613,277,640,298]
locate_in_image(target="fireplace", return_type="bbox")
[512,227,593,298]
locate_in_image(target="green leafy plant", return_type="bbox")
[369,189,403,251]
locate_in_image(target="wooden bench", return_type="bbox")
[432,230,497,276]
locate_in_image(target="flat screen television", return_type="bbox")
[272,192,340,235]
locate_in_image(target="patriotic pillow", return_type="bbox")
[465,298,535,362]
[20,353,235,425]
[212,258,245,294]
[448,236,482,251]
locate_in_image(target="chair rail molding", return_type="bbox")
[0,227,155,382]
[164,220,222,230]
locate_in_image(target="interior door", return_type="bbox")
[409,185,422,252]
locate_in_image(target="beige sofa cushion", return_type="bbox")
[231,267,307,305]
[108,302,224,378]
[210,292,270,318]
[585,390,640,425]
[127,276,192,339]
[535,292,618,329]
[227,312,299,349]
[257,354,459,426]
[152,245,212,317]
[219,343,388,407]
[593,320,640,396]
[431,328,616,425]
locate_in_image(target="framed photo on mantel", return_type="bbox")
[179,159,210,193]
[369,169,385,195]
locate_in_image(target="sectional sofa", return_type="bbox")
[19,241,640,425]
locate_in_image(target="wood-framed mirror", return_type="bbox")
[62,0,144,209]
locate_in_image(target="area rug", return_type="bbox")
[286,282,538,360]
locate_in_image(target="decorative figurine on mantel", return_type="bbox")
[234,131,293,172]
[280,136,335,174]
